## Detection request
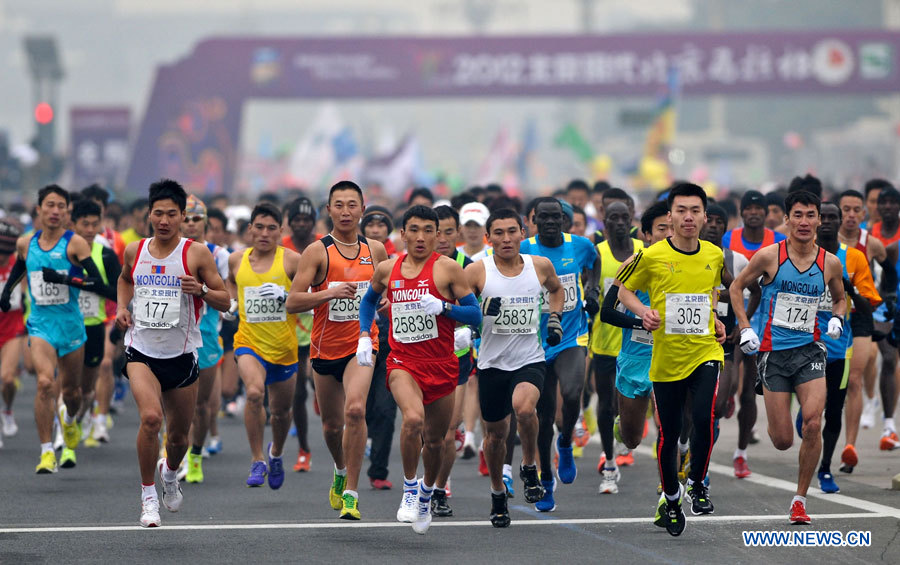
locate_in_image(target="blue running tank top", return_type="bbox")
[26,230,82,322]
[619,290,653,358]
[817,244,851,361]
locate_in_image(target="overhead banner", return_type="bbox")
[127,31,900,194]
[70,107,131,187]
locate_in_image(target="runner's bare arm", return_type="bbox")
[464,260,486,297]
[283,248,302,280]
[731,245,776,329]
[226,250,241,300]
[285,241,355,313]
[869,236,887,264]
[186,243,230,312]
[534,256,564,313]
[369,238,388,267]
[115,242,138,329]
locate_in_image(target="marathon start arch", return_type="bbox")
[126,30,900,194]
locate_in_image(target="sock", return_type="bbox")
[190,445,203,456]
[343,489,358,500]
[502,464,512,477]
[885,418,896,433]
[792,495,806,506]
[269,443,282,459]
[334,465,347,476]
[465,431,474,445]
[558,434,572,448]
[162,459,177,482]
[434,487,446,495]
[40,442,53,455]
[734,448,747,460]
[141,483,157,500]
[819,465,830,474]
[678,440,689,454]
[404,476,418,491]
[665,490,681,502]
[603,463,618,472]
[686,478,694,486]
[490,487,506,496]
[418,482,433,503]
[63,409,75,425]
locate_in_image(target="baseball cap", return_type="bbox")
[285,196,316,222]
[0,219,21,255]
[459,202,489,226]
[740,190,766,212]
[185,194,207,218]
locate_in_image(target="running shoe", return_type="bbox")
[615,442,634,467]
[655,484,684,529]
[584,406,598,436]
[267,443,285,490]
[397,482,418,522]
[294,449,311,472]
[53,419,64,451]
[839,444,857,474]
[686,482,714,514]
[650,437,658,460]
[880,430,900,451]
[597,453,608,473]
[556,434,577,484]
[749,426,761,445]
[246,461,267,488]
[83,434,100,448]
[176,457,188,481]
[490,492,511,528]
[370,478,392,490]
[35,451,58,474]
[860,397,877,429]
[339,491,360,520]
[157,458,183,512]
[431,488,452,517]
[789,499,811,525]
[2,410,18,436]
[330,470,347,509]
[445,478,452,498]
[818,471,839,493]
[654,484,685,536]
[140,496,161,528]
[573,414,590,448]
[60,447,76,469]
[677,449,690,483]
[598,466,620,494]
[185,452,203,484]
[462,442,477,460]
[733,456,751,478]
[519,464,545,504]
[81,414,93,441]
[412,483,433,535]
[795,409,803,439]
[59,405,80,450]
[206,436,222,455]
[454,428,465,452]
[91,417,109,444]
[534,478,556,512]
[572,443,584,458]
[502,471,515,498]
[478,448,489,476]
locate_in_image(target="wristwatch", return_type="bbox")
[200,283,209,297]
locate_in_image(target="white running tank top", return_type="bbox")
[126,237,203,358]
[477,254,546,371]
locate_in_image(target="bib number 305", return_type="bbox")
[665,293,710,335]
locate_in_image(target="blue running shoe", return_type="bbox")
[556,434,577,484]
[818,471,839,493]
[796,409,803,439]
[703,473,710,488]
[535,478,556,512]
[247,460,267,487]
[503,473,515,498]
[267,442,285,490]
[713,418,720,443]
[206,436,222,455]
[289,424,297,437]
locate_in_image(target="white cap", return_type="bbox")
[459,202,489,226]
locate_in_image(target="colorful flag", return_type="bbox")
[152,265,165,274]
[553,123,593,163]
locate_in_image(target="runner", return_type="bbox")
[518,197,600,511]
[285,180,388,520]
[357,205,482,534]
[230,202,301,490]
[456,202,489,259]
[616,183,727,536]
[0,219,25,444]
[115,179,230,527]
[731,190,846,525]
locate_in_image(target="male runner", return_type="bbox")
[862,178,891,230]
[0,185,106,474]
[468,208,564,526]
[519,197,600,510]
[115,179,230,527]
[731,190,846,525]
[0,220,25,442]
[357,205,482,534]
[230,202,301,490]
[616,183,727,536]
[457,202,490,259]
[286,180,387,520]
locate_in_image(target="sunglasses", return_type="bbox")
[185,215,206,223]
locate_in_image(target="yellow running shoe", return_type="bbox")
[339,491,361,520]
[572,443,584,459]
[329,470,347,510]
[59,405,81,450]
[186,452,204,483]
[84,436,100,448]
[36,451,58,474]
[583,408,598,436]
[60,447,77,468]
[650,437,658,460]
[678,449,690,483]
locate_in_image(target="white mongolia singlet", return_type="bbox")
[126,237,202,358]
[477,254,546,371]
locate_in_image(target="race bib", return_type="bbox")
[665,293,711,335]
[716,301,729,317]
[6,283,22,311]
[603,277,615,298]
[327,281,368,322]
[773,292,817,333]
[243,286,287,323]
[542,273,578,313]
[134,286,181,329]
[78,291,100,318]
[391,301,438,343]
[29,270,68,306]
[631,328,654,345]
[492,295,540,335]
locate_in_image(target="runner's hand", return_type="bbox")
[546,312,563,346]
[178,275,203,296]
[454,327,473,351]
[714,318,726,344]
[356,336,374,367]
[641,308,661,331]
[583,296,600,318]
[419,293,445,316]
[41,267,66,284]
[258,282,286,303]
[826,316,843,340]
[115,308,133,331]
[221,298,238,321]
[330,282,357,300]
[740,327,760,354]
[481,296,501,317]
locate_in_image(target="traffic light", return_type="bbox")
[33,102,55,155]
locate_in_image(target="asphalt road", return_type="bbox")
[1,377,899,564]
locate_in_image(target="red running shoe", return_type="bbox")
[789,500,810,525]
[370,478,392,490]
[478,449,490,476]
[293,449,311,472]
[733,456,751,478]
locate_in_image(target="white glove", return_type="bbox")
[740,327,760,354]
[258,282,286,302]
[419,293,445,316]
[221,298,238,321]
[356,336,374,367]
[454,327,473,351]
[827,316,843,340]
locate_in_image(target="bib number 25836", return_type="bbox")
[391,301,438,343]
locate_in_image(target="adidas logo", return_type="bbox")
[705,264,712,270]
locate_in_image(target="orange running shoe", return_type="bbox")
[879,431,899,451]
[616,452,635,467]
[293,449,311,472]
[597,453,606,473]
[478,449,489,476]
[789,499,810,525]
[840,444,858,469]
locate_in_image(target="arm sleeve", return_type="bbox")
[67,257,117,301]
[618,249,647,292]
[103,248,122,303]
[0,256,26,300]
[600,284,645,329]
[877,256,897,297]
[444,293,483,326]
[358,284,380,336]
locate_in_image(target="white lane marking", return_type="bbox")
[0,513,891,534]
[633,445,900,519]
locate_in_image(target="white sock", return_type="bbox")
[491,487,505,496]
[343,489,358,500]
[678,440,689,454]
[465,431,474,445]
[502,464,512,477]
[665,490,681,502]
[792,495,806,506]
[734,448,747,460]
[885,418,896,433]
[141,484,157,500]
[63,409,75,425]
[162,459,177,482]
[269,443,282,459]
[404,476,418,491]
[40,442,53,455]
[418,482,433,503]
[334,465,347,476]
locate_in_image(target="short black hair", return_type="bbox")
[487,195,522,214]
[81,184,110,208]
[641,201,670,235]
[407,187,434,205]
[486,208,524,233]
[788,174,823,199]
[821,200,842,220]
[38,184,69,206]
[433,205,460,229]
[566,179,590,193]
[450,192,476,211]
[250,202,283,225]
[838,189,865,205]
[765,191,785,212]
[401,205,439,230]
[572,205,587,221]
[531,196,564,216]
[667,183,708,210]
[148,179,187,211]
[784,190,821,215]
[129,198,149,213]
[258,193,280,206]
[207,208,228,230]
[484,183,505,196]
[329,180,364,204]
[601,187,633,207]
[593,181,611,194]
[877,187,900,205]
[524,198,541,221]
[71,198,102,222]
[865,178,894,197]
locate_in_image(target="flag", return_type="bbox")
[643,66,680,161]
[554,123,593,163]
[152,265,165,274]
[287,104,344,189]
[363,136,421,198]
[476,127,518,186]
[516,119,539,182]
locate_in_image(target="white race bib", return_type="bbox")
[243,286,287,323]
[492,295,540,335]
[134,286,181,329]
[78,291,100,318]
[716,301,729,317]
[391,301,438,343]
[29,270,69,306]
[665,293,711,335]
[772,292,818,333]
[7,283,22,311]
[631,328,654,345]
[327,281,369,322]
[542,273,578,313]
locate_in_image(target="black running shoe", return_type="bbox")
[664,499,686,537]
[431,488,453,517]
[490,492,511,528]
[519,464,545,504]
[687,482,714,515]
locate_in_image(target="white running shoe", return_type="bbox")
[861,398,876,430]
[2,411,17,437]
[614,440,630,457]
[53,420,64,451]
[599,467,620,494]
[156,458,184,512]
[92,417,109,443]
[140,496,161,527]
[81,415,94,441]
[412,486,433,535]
[396,486,418,523]
[176,457,188,481]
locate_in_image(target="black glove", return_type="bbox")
[886,298,897,323]
[546,312,563,346]
[842,277,855,296]
[0,293,9,313]
[41,267,66,284]
[481,296,501,317]
[584,296,600,318]
[109,325,123,344]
